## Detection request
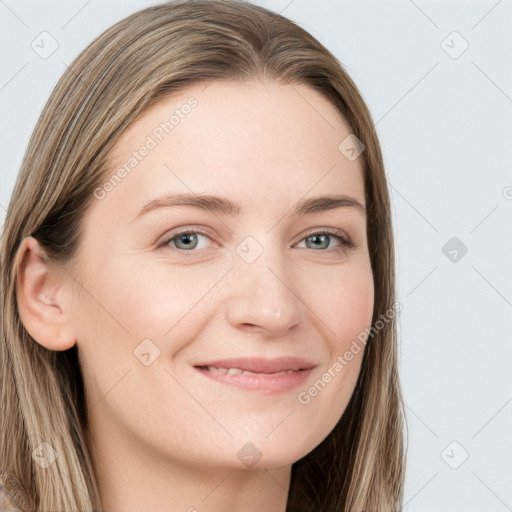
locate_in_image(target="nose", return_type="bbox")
[224,246,304,337]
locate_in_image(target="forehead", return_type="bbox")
[93,80,365,222]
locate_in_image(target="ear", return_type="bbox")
[14,236,76,351]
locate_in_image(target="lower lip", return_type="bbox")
[194,367,314,394]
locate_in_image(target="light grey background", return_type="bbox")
[1,1,511,510]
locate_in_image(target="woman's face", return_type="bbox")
[68,80,374,471]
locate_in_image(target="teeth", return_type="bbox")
[205,366,297,376]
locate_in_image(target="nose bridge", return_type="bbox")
[225,234,303,335]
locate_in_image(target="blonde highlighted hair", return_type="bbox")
[0,1,406,510]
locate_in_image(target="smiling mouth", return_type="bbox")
[196,365,307,376]
[193,363,314,394]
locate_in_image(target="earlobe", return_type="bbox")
[15,236,76,351]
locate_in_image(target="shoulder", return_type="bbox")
[0,473,33,512]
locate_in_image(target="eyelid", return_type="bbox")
[296,227,355,248]
[157,225,214,249]
[158,225,356,255]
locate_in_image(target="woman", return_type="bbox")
[0,1,406,510]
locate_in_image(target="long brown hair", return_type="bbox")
[0,1,406,510]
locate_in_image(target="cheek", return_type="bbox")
[329,264,374,390]
[301,262,373,405]
[70,255,233,406]
[307,260,375,348]
[77,255,226,340]
[70,256,208,425]
[335,265,374,343]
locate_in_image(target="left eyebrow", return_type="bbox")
[132,192,366,222]
[291,194,366,216]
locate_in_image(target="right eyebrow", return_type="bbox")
[133,193,242,221]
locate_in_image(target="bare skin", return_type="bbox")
[15,80,373,512]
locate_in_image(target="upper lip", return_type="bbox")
[193,356,316,374]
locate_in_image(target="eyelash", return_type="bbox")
[158,227,356,255]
